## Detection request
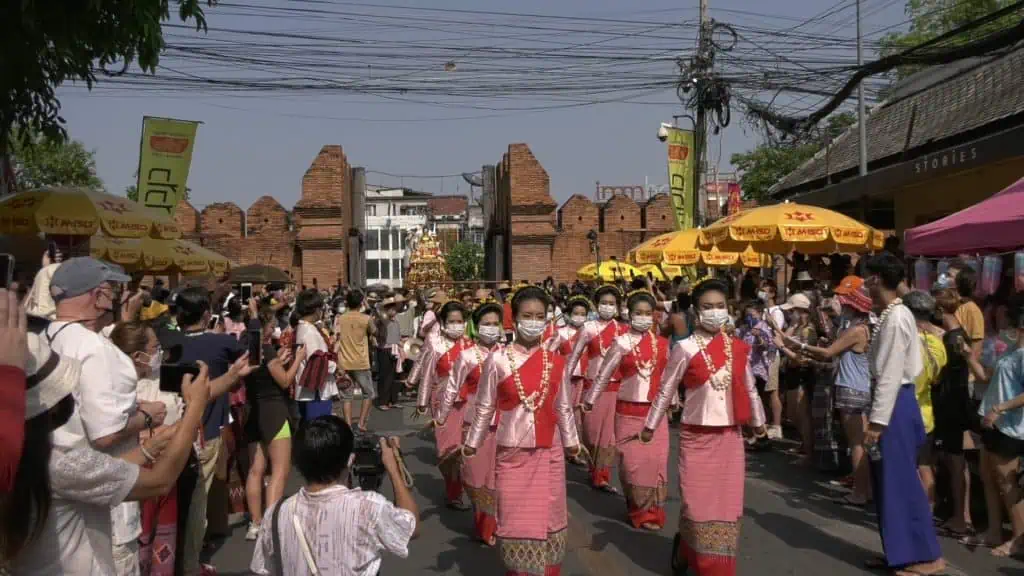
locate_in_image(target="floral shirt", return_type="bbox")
[738,318,776,383]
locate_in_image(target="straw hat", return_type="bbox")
[25,330,81,419]
[427,288,447,305]
[381,294,406,308]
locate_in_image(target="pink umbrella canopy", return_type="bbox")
[905,176,1024,256]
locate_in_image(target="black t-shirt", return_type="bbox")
[245,344,289,403]
[178,331,245,441]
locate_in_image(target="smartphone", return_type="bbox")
[0,254,13,289]
[207,314,220,331]
[247,327,262,366]
[47,241,58,264]
[240,283,253,301]
[159,362,200,394]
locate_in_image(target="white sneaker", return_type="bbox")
[245,522,260,541]
[767,425,783,440]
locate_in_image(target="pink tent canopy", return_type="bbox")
[905,176,1024,256]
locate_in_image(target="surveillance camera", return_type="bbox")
[657,123,670,142]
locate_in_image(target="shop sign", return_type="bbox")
[914,145,978,175]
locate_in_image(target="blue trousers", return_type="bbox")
[870,384,942,568]
[297,399,333,422]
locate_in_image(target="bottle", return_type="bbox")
[867,442,883,463]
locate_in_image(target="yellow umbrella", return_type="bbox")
[0,187,181,239]
[700,202,884,254]
[577,261,641,282]
[90,236,232,274]
[633,229,768,267]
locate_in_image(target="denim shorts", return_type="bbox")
[340,369,376,400]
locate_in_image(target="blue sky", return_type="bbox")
[57,0,906,210]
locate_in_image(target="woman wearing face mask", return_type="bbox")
[435,300,504,546]
[550,296,593,443]
[565,285,629,492]
[462,286,581,576]
[416,300,473,509]
[582,289,670,531]
[406,289,446,393]
[639,279,765,576]
[777,293,816,462]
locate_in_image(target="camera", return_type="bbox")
[657,123,670,142]
[350,433,386,491]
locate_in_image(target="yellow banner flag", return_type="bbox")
[136,117,199,213]
[666,127,695,230]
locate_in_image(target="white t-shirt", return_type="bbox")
[10,446,140,575]
[250,485,415,576]
[46,321,142,545]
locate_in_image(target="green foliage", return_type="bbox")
[879,0,1018,79]
[0,1,211,147]
[10,130,104,191]
[446,241,484,282]
[732,113,856,200]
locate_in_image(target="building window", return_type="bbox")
[391,229,400,250]
[380,259,391,279]
[366,205,377,217]
[381,229,390,251]
[365,229,379,251]
[392,258,401,279]
[367,259,380,280]
[400,231,407,250]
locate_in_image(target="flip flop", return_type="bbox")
[958,534,994,548]
[832,494,869,507]
[863,556,888,570]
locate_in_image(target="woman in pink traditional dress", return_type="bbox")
[550,295,592,457]
[436,300,504,546]
[416,300,474,509]
[640,279,766,576]
[463,286,582,576]
[565,285,629,492]
[583,288,670,531]
[406,289,446,391]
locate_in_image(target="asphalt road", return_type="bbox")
[209,401,1023,575]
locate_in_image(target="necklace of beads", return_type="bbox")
[505,345,552,412]
[693,332,733,391]
[627,330,658,379]
[869,298,902,379]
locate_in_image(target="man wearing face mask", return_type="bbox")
[46,257,169,574]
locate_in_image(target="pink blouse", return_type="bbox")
[436,342,501,427]
[415,335,463,409]
[585,331,669,405]
[564,319,626,384]
[644,335,766,431]
[465,343,580,450]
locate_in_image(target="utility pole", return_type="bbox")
[856,0,868,176]
[694,0,710,227]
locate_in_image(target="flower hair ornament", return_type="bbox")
[566,294,592,310]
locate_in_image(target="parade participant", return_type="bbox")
[416,300,473,509]
[406,288,446,390]
[436,300,504,546]
[862,253,945,575]
[565,284,628,492]
[463,286,582,576]
[583,288,670,530]
[640,278,765,576]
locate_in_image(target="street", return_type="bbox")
[210,403,1022,575]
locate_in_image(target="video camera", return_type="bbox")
[350,433,387,492]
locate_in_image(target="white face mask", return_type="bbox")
[569,314,587,327]
[446,323,466,339]
[631,316,654,332]
[757,290,769,302]
[598,304,617,320]
[337,305,346,314]
[478,325,502,344]
[273,326,282,340]
[700,309,730,332]
[141,349,162,377]
[517,319,546,340]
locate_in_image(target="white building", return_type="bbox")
[364,186,431,288]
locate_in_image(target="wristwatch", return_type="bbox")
[138,408,153,430]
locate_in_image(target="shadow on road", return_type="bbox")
[745,509,877,572]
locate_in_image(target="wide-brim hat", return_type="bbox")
[428,289,448,304]
[381,294,406,308]
[25,330,81,419]
[794,271,814,283]
[833,275,864,296]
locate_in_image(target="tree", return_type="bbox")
[446,241,484,282]
[9,129,104,190]
[879,0,1018,79]
[1,1,211,152]
[731,112,856,201]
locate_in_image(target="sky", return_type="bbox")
[56,0,907,212]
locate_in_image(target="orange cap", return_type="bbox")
[833,275,864,296]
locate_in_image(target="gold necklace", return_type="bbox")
[627,330,658,379]
[505,345,552,412]
[693,333,733,391]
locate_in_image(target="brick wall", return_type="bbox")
[301,249,345,289]
[601,193,641,232]
[558,194,599,232]
[174,200,200,238]
[247,196,289,236]
[200,202,244,240]
[643,193,675,233]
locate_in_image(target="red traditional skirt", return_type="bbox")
[462,424,498,544]
[435,397,467,503]
[677,425,745,576]
[139,488,178,576]
[495,441,568,576]
[615,402,668,529]
[582,383,617,486]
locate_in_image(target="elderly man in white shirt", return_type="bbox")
[44,257,168,576]
[862,254,945,576]
[251,416,419,576]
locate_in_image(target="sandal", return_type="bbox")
[935,524,973,539]
[832,494,869,507]
[595,483,620,495]
[958,534,995,548]
[863,556,888,570]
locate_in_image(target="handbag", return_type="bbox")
[271,495,322,575]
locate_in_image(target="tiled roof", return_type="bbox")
[770,43,1024,195]
[427,195,468,216]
